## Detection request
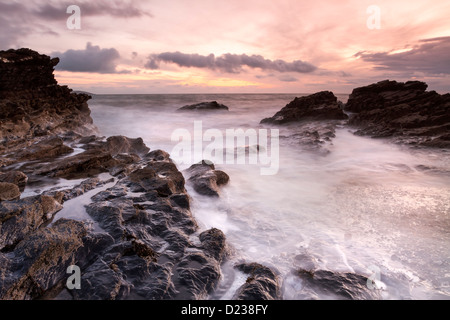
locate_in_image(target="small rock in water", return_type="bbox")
[178,101,229,111]
[184,160,230,197]
[232,262,282,300]
[296,268,382,300]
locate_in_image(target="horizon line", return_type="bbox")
[78,92,352,96]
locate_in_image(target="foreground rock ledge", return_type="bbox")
[0,138,232,300]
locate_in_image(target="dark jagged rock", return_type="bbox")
[0,219,112,300]
[14,136,74,162]
[0,194,63,251]
[24,135,153,180]
[260,92,347,153]
[44,177,115,202]
[178,101,229,111]
[184,160,230,197]
[233,263,282,300]
[105,136,150,156]
[1,145,229,300]
[0,49,96,154]
[0,171,28,192]
[71,155,227,300]
[0,182,20,202]
[33,150,114,179]
[18,135,150,180]
[296,268,382,300]
[345,80,450,147]
[174,251,222,299]
[199,228,229,263]
[261,91,348,125]
[144,149,171,162]
[345,80,428,113]
[0,48,231,301]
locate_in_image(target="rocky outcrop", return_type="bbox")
[233,263,282,300]
[0,48,96,155]
[0,48,232,300]
[345,80,450,148]
[178,101,229,111]
[260,92,347,153]
[261,91,347,125]
[59,149,228,300]
[0,139,230,300]
[184,160,230,197]
[296,268,382,300]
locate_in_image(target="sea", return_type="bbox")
[84,93,450,300]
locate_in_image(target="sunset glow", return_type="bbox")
[1,0,449,93]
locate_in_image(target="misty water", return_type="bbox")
[89,94,450,300]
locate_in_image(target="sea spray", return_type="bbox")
[170,120,280,175]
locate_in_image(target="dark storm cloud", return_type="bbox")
[52,43,126,74]
[354,36,450,75]
[146,52,317,74]
[34,1,152,20]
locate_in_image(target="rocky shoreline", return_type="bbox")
[0,48,448,300]
[346,80,450,148]
[0,49,217,300]
[0,48,284,300]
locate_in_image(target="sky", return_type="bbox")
[1,0,449,94]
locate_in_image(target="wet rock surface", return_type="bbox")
[184,160,230,197]
[0,171,28,191]
[261,91,347,125]
[0,139,230,299]
[295,268,382,300]
[0,49,96,155]
[345,80,450,148]
[67,154,229,300]
[260,92,348,152]
[2,48,447,301]
[0,219,111,300]
[0,48,232,300]
[178,101,229,111]
[0,134,233,299]
[0,182,21,201]
[0,194,63,251]
[233,263,282,300]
